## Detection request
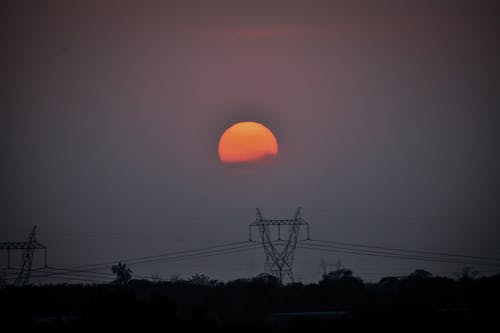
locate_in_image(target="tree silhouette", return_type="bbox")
[408,269,433,280]
[251,273,280,286]
[189,274,216,286]
[1,271,499,329]
[111,262,132,286]
[321,268,355,281]
[455,266,479,282]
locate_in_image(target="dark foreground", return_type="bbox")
[1,271,499,332]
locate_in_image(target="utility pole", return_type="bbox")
[249,207,309,284]
[0,226,47,286]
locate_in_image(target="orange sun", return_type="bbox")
[218,121,278,164]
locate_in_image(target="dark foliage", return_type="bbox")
[1,271,499,331]
[111,262,132,286]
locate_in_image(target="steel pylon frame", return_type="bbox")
[249,207,309,284]
[0,226,47,286]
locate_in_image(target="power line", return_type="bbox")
[6,212,500,286]
[37,266,151,280]
[71,240,252,271]
[8,243,261,282]
[31,274,109,284]
[298,243,494,267]
[121,243,261,266]
[3,268,113,283]
[301,241,500,266]
[3,267,115,282]
[297,243,500,268]
[308,239,500,263]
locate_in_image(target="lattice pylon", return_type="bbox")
[249,207,309,284]
[15,226,38,286]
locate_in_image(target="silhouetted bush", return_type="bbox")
[1,271,499,330]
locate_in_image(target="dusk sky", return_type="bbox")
[1,1,499,282]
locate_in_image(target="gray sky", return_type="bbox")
[1,0,499,282]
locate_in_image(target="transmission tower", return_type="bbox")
[249,207,309,284]
[0,226,47,286]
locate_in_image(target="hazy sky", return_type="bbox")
[1,0,499,282]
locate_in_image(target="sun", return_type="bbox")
[218,121,278,164]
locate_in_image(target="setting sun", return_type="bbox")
[218,121,278,164]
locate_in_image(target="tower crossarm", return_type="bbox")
[0,241,46,250]
[250,219,308,226]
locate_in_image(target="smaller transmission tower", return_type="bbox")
[0,226,47,286]
[249,207,309,284]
